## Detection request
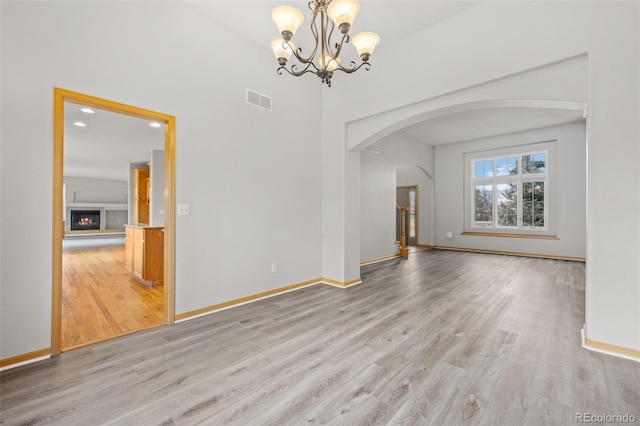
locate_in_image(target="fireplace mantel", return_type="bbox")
[66,202,127,210]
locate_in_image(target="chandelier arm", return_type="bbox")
[332,61,372,74]
[291,5,320,64]
[307,7,321,62]
[331,32,349,59]
[324,15,338,58]
[277,62,317,77]
[319,5,328,64]
[288,44,314,65]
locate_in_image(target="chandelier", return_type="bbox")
[270,0,380,87]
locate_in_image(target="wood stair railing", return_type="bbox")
[396,206,409,258]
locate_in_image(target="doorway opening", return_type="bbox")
[52,88,176,354]
[396,185,418,246]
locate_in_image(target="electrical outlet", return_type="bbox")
[271,263,277,273]
[159,209,165,215]
[177,204,190,216]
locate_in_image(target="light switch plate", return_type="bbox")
[177,204,190,216]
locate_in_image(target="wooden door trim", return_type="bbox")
[52,88,176,355]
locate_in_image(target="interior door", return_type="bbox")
[396,186,418,246]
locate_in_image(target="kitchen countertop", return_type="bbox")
[125,224,164,229]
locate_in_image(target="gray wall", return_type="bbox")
[434,122,586,258]
[150,150,164,227]
[105,211,128,230]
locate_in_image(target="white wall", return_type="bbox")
[321,1,639,351]
[360,133,434,262]
[149,150,164,227]
[434,122,586,258]
[360,148,397,262]
[63,176,127,204]
[0,1,322,359]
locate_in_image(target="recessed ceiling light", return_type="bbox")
[73,122,86,127]
[80,107,95,114]
[149,122,162,128]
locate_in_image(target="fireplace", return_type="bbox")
[70,210,101,231]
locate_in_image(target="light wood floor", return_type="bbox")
[2,250,638,425]
[62,244,163,349]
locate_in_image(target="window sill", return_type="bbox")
[461,231,558,240]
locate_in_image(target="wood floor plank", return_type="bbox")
[384,361,468,425]
[61,245,163,349]
[1,250,638,425]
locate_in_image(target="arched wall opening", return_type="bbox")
[355,99,587,266]
[347,55,588,272]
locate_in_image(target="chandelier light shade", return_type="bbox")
[327,0,360,32]
[270,0,380,87]
[318,54,340,72]
[351,32,380,61]
[270,38,294,65]
[271,6,305,38]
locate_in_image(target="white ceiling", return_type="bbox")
[64,103,164,181]
[184,1,481,53]
[62,1,585,180]
[401,107,585,146]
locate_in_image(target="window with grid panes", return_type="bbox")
[471,151,547,230]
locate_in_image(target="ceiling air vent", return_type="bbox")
[246,89,272,111]
[366,143,380,154]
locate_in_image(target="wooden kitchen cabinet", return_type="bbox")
[133,228,145,278]
[131,168,150,225]
[124,225,163,287]
[124,226,134,272]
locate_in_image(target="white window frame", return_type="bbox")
[466,142,554,234]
